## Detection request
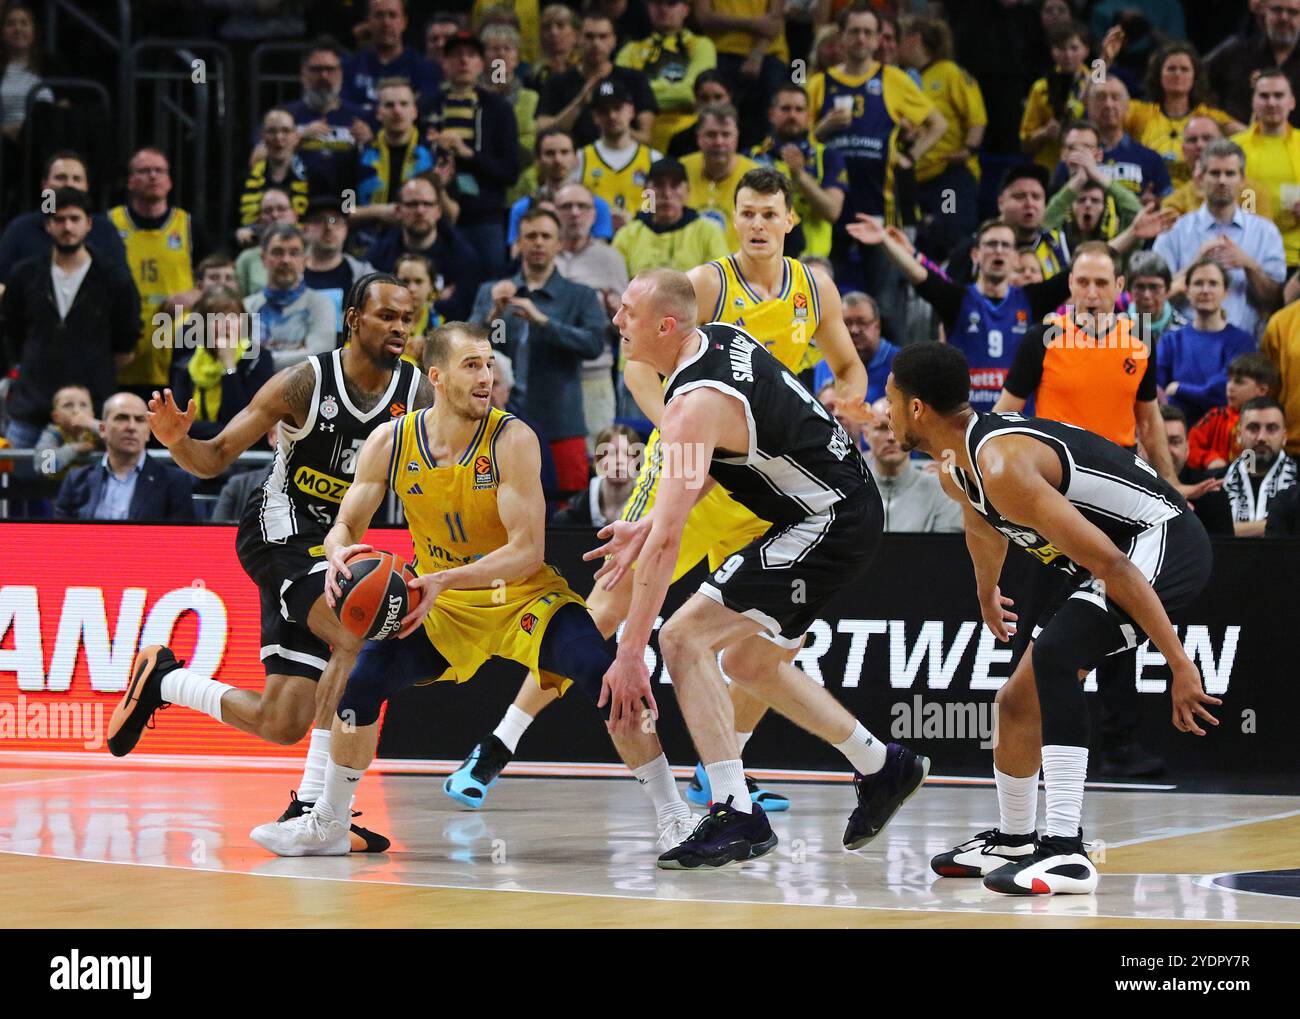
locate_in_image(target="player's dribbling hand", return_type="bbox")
[599,651,658,736]
[325,543,375,608]
[146,389,197,447]
[583,518,651,590]
[979,586,1017,642]
[1170,659,1220,736]
[398,573,446,639]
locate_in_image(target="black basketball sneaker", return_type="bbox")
[930,829,1037,877]
[107,645,181,757]
[656,797,778,870]
[276,790,391,854]
[443,734,514,809]
[843,743,930,850]
[982,829,1099,895]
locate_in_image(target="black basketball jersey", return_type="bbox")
[246,349,420,543]
[662,321,874,525]
[951,412,1187,574]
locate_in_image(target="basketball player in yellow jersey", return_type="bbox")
[251,322,697,857]
[447,166,871,811]
[111,148,196,394]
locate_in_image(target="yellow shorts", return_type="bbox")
[419,564,586,690]
[621,428,771,580]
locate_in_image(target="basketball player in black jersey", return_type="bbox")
[886,343,1220,894]
[106,273,434,852]
[592,268,929,869]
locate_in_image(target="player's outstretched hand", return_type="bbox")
[599,650,659,736]
[979,586,1017,642]
[147,389,196,447]
[398,573,445,640]
[1171,659,1220,736]
[324,543,375,608]
[583,517,651,590]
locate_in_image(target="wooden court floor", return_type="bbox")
[2,764,1298,928]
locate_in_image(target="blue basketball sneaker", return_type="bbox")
[843,742,930,850]
[443,734,513,809]
[684,762,791,812]
[656,797,778,870]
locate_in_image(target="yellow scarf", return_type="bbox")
[372,126,421,205]
[188,340,249,421]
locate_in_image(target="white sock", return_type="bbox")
[633,754,690,825]
[705,759,751,812]
[1041,744,1088,839]
[322,757,365,819]
[833,722,887,775]
[297,728,331,802]
[736,731,753,754]
[994,767,1038,836]
[493,703,533,755]
[159,668,234,724]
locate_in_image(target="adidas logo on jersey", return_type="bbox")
[407,483,424,495]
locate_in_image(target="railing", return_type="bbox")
[19,78,114,208]
[44,0,132,153]
[124,39,236,243]
[248,42,312,133]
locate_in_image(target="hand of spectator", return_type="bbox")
[739,53,764,78]
[1129,203,1177,239]
[114,352,136,369]
[1164,381,1180,398]
[168,287,201,311]
[325,542,375,609]
[433,131,474,161]
[248,142,268,168]
[817,106,853,137]
[434,152,456,187]
[218,340,242,371]
[349,118,373,148]
[610,207,630,232]
[235,226,257,248]
[299,118,332,141]
[147,389,196,448]
[1210,235,1251,270]
[1035,118,1061,144]
[779,144,806,177]
[490,279,518,311]
[1205,457,1227,470]
[753,14,783,40]
[884,224,915,254]
[1176,476,1223,503]
[507,296,548,325]
[1101,25,1125,64]
[68,410,99,434]
[844,213,886,246]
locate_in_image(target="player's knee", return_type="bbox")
[262,717,310,746]
[336,668,396,728]
[657,616,693,667]
[994,666,1036,724]
[554,635,613,709]
[720,643,767,688]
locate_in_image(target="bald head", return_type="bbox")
[102,392,149,460]
[1087,76,1129,130]
[634,269,697,329]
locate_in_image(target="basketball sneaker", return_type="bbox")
[843,743,930,850]
[930,828,1037,878]
[276,790,391,853]
[655,812,701,853]
[684,763,791,812]
[443,734,513,808]
[656,797,777,870]
[982,829,1099,895]
[250,797,350,857]
[107,645,181,757]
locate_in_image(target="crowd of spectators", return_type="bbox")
[1,0,1300,537]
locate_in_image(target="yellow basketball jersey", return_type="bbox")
[389,406,584,683]
[110,206,194,387]
[707,255,823,374]
[579,142,654,219]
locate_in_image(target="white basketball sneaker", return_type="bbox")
[930,828,1037,878]
[982,829,1099,895]
[250,797,350,857]
[655,811,700,853]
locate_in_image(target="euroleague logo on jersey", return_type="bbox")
[793,292,809,320]
[473,455,494,489]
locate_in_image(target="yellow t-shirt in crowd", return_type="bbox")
[1126,100,1237,185]
[682,151,759,249]
[1233,123,1300,265]
[915,59,987,184]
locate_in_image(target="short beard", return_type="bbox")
[53,241,83,255]
[304,86,339,111]
[1268,26,1300,51]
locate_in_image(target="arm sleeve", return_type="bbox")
[461,98,520,187]
[1,266,24,369]
[912,272,965,335]
[1043,183,1076,230]
[629,69,659,115]
[1003,324,1048,398]
[1136,350,1158,401]
[111,269,143,355]
[1155,335,1174,391]
[883,66,936,127]
[1111,179,1143,231]
[536,285,606,358]
[1026,271,1073,320]
[1150,153,1173,198]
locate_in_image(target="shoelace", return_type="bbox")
[143,702,171,730]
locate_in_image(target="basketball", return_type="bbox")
[333,550,420,641]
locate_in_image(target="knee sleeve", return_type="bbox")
[538,604,616,720]
[337,630,450,727]
[1031,599,1117,748]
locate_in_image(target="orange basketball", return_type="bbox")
[334,551,422,640]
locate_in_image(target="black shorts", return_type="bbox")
[1031,511,1212,658]
[697,486,883,648]
[235,521,332,682]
